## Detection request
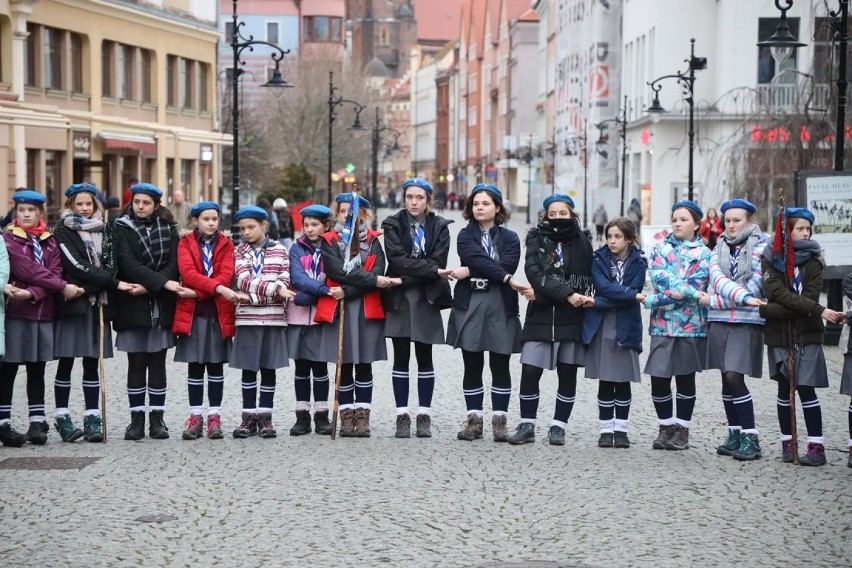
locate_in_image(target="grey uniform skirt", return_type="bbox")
[53,304,114,359]
[644,335,707,377]
[583,312,641,382]
[768,344,829,388]
[174,315,231,364]
[317,297,387,364]
[384,286,445,344]
[115,328,175,353]
[446,286,521,355]
[229,326,289,371]
[705,322,764,377]
[1,319,53,363]
[287,324,326,361]
[840,354,852,396]
[521,341,586,370]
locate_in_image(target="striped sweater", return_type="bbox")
[707,233,770,325]
[233,239,290,326]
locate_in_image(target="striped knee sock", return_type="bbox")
[313,374,330,411]
[518,391,540,420]
[553,392,576,424]
[127,386,146,411]
[148,386,167,411]
[463,386,484,413]
[391,369,409,411]
[207,374,224,414]
[417,370,435,409]
[491,386,511,414]
[732,392,755,430]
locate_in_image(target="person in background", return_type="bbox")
[273,198,295,249]
[122,176,139,208]
[106,196,122,224]
[168,189,193,233]
[700,207,723,250]
[592,204,609,244]
[627,198,643,229]
[256,198,280,241]
[0,188,28,229]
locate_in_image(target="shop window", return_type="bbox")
[303,16,342,43]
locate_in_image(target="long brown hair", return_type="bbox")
[604,216,640,248]
[461,189,510,225]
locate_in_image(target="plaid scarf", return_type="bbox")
[117,211,173,271]
[61,209,105,267]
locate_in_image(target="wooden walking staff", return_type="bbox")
[330,297,346,440]
[98,303,108,442]
[777,190,798,463]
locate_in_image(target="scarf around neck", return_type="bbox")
[13,219,47,237]
[792,239,822,266]
[334,221,368,273]
[62,209,105,267]
[716,223,760,286]
[117,210,172,271]
[532,217,593,294]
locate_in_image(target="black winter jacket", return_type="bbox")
[53,223,121,318]
[381,210,453,310]
[452,221,520,317]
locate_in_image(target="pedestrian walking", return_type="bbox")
[286,204,340,436]
[316,194,396,438]
[112,183,183,441]
[446,184,528,442]
[643,200,711,451]
[839,271,852,467]
[699,207,723,250]
[760,207,844,466]
[52,183,131,443]
[382,178,454,439]
[507,194,593,446]
[592,204,608,243]
[173,201,237,441]
[582,217,647,449]
[229,206,293,440]
[704,199,770,461]
[0,191,85,447]
[627,198,643,229]
[273,198,295,249]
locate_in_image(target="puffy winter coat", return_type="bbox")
[3,225,67,322]
[233,239,290,326]
[288,235,330,326]
[173,231,236,338]
[760,253,826,347]
[53,223,120,319]
[707,233,770,325]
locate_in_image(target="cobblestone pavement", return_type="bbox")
[1,208,850,567]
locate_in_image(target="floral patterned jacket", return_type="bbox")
[644,233,711,337]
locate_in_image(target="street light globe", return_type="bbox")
[446,174,455,182]
[770,45,793,64]
[649,112,662,125]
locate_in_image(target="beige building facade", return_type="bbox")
[0,0,229,214]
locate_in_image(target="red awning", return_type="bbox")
[102,137,157,156]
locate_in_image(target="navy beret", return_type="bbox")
[787,207,815,225]
[234,206,269,222]
[471,183,503,203]
[672,199,703,219]
[402,178,434,194]
[12,190,47,206]
[130,182,163,200]
[543,194,575,211]
[300,204,332,219]
[335,193,371,209]
[65,183,99,198]
[190,201,222,218]
[720,199,757,215]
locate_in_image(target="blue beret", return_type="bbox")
[787,207,815,225]
[471,183,503,203]
[65,183,99,198]
[543,194,575,211]
[672,199,703,219]
[130,182,163,200]
[190,201,222,218]
[335,193,371,209]
[720,199,757,215]
[300,204,332,219]
[402,178,434,194]
[234,205,268,222]
[12,190,47,206]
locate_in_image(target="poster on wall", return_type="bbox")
[798,170,852,279]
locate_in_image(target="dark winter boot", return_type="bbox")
[457,414,483,441]
[598,433,614,448]
[415,414,432,438]
[181,415,203,440]
[781,440,796,463]
[354,408,371,438]
[716,428,741,456]
[83,414,104,443]
[394,413,411,439]
[548,425,566,446]
[799,442,827,466]
[508,422,536,445]
[652,425,675,450]
[614,431,631,449]
[492,415,509,442]
[289,410,312,436]
[124,411,146,441]
[666,424,689,450]
[732,432,762,461]
[233,412,258,438]
[338,409,356,437]
[258,412,277,438]
[148,410,170,440]
[55,414,84,442]
[314,410,332,435]
[0,423,27,447]
[26,421,48,445]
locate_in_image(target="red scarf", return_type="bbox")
[13,219,47,237]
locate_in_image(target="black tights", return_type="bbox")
[391,337,434,370]
[127,350,167,389]
[461,350,511,391]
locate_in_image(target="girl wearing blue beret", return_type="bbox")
[760,208,844,466]
[507,195,594,446]
[704,199,770,461]
[316,195,397,437]
[52,184,135,443]
[382,178,454,439]
[1,191,85,447]
[112,184,184,441]
[643,200,712,451]
[447,184,529,442]
[173,202,237,440]
[286,205,340,436]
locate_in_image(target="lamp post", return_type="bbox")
[327,70,366,203]
[370,107,402,229]
[228,0,292,238]
[759,0,847,172]
[645,38,707,203]
[595,95,628,215]
[523,137,534,224]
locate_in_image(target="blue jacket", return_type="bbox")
[452,221,520,317]
[583,245,647,352]
[289,236,330,307]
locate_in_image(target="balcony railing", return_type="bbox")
[755,83,833,113]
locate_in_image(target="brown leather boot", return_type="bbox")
[354,408,371,437]
[339,409,356,437]
[492,415,509,442]
[457,414,484,441]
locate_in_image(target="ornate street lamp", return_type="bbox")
[327,71,366,203]
[646,38,707,203]
[370,107,402,228]
[595,96,628,215]
[228,0,293,238]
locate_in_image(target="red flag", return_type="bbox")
[770,207,794,280]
